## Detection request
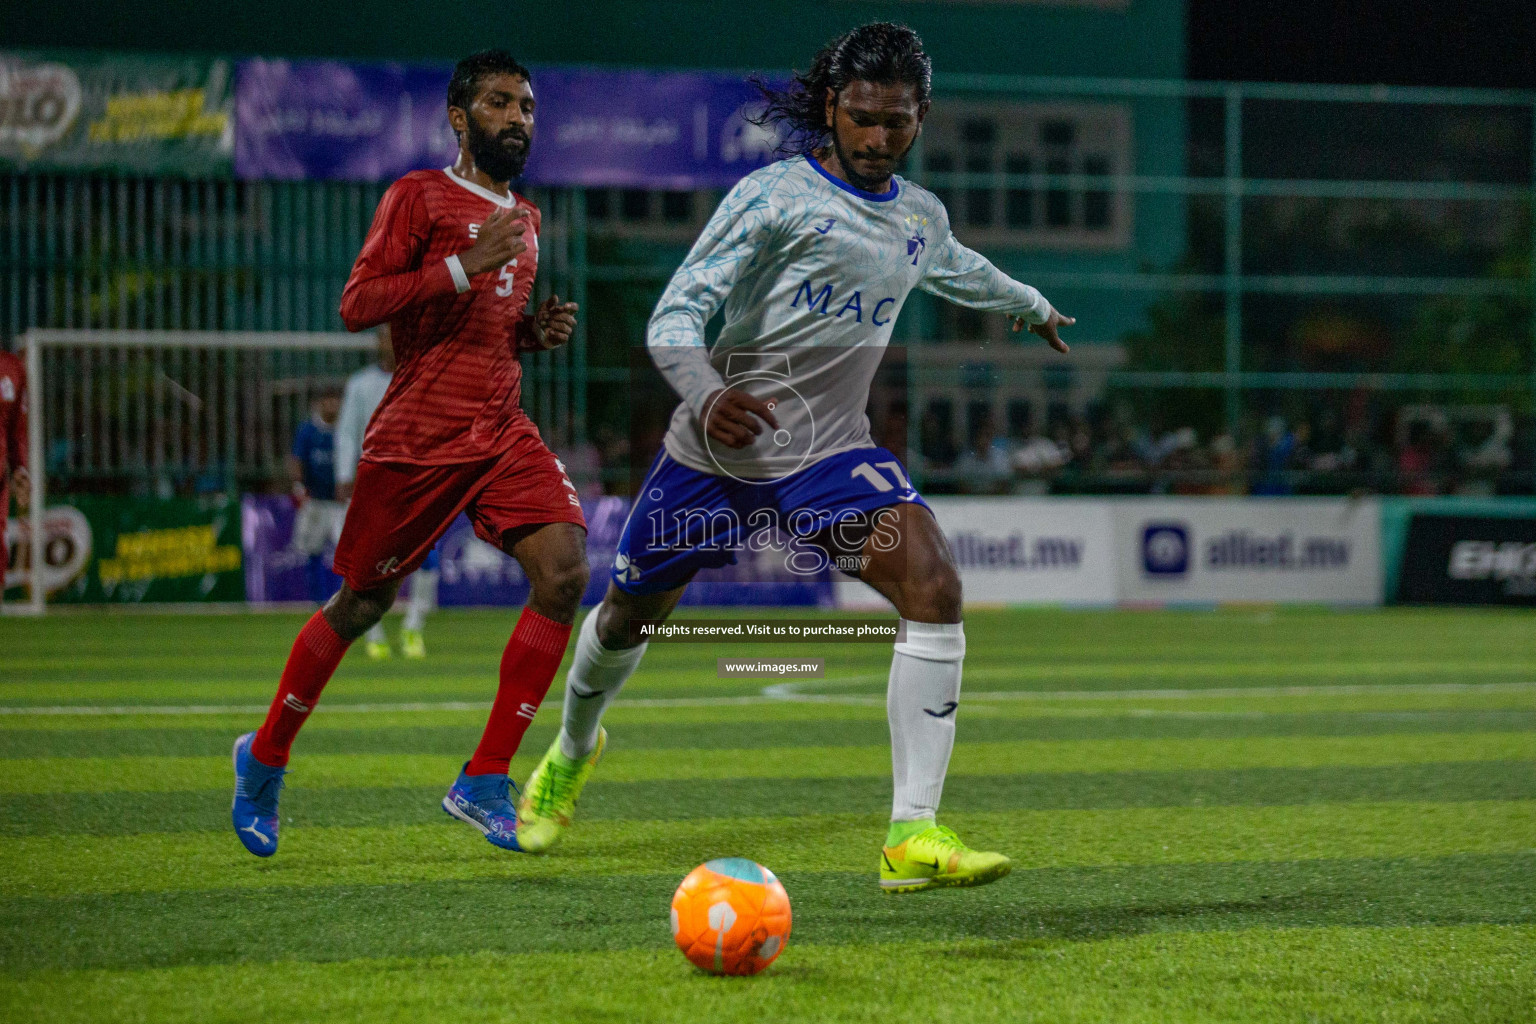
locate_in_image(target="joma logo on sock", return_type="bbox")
[516,702,538,720]
[283,695,311,714]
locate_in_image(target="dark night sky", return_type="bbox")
[1188,0,1536,88]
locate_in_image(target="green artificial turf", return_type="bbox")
[1,606,1533,1022]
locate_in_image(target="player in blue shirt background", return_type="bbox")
[286,386,345,605]
[515,23,1075,893]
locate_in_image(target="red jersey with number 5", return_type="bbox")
[339,168,541,465]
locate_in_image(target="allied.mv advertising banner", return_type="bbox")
[1115,498,1382,605]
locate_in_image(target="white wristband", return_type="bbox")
[445,254,471,294]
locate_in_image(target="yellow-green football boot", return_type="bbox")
[880,824,1012,893]
[516,728,606,854]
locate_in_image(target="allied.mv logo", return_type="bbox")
[1142,523,1190,577]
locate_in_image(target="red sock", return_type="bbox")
[465,609,572,776]
[251,611,351,767]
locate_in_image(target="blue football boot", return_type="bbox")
[442,764,523,851]
[231,732,285,857]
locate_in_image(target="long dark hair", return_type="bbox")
[749,23,932,156]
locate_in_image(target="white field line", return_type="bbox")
[763,679,1536,703]
[0,680,1532,716]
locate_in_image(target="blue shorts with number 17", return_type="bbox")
[611,446,930,595]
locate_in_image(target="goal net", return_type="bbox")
[9,329,378,614]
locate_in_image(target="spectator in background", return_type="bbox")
[1309,407,1354,473]
[287,385,344,605]
[954,412,1013,493]
[1011,426,1068,481]
[1252,415,1297,496]
[1137,424,1197,474]
[1102,419,1141,474]
[335,326,438,659]
[1396,419,1441,496]
[1499,415,1535,495]
[1290,420,1314,474]
[1063,415,1092,470]
[1206,433,1247,494]
[919,406,958,472]
[1152,427,1199,493]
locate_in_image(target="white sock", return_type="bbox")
[887,620,965,822]
[404,568,437,632]
[558,609,648,760]
[365,622,387,645]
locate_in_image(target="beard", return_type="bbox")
[464,115,530,182]
[829,126,913,193]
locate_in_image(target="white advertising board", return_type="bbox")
[1114,497,1382,605]
[835,497,1117,608]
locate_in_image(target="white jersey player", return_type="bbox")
[517,23,1074,892]
[649,149,1051,484]
[335,327,439,659]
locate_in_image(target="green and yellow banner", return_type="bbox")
[3,494,243,604]
[0,51,232,175]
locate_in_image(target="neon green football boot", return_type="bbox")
[880,824,1012,893]
[516,728,606,854]
[400,628,427,659]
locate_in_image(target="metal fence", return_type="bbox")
[1,179,588,492]
[2,75,1532,495]
[21,330,375,494]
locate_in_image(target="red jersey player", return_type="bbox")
[0,348,28,604]
[232,51,590,857]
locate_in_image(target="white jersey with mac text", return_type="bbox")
[648,153,1050,481]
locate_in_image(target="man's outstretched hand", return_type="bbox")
[1011,307,1075,353]
[702,388,780,450]
[529,295,579,350]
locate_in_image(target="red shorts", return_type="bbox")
[333,432,587,591]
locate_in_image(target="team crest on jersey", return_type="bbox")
[903,214,927,266]
[0,377,12,402]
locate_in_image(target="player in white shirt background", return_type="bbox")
[516,23,1074,892]
[335,326,440,659]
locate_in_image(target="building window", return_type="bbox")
[918,101,1132,249]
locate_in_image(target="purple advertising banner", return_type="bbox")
[235,60,457,182]
[519,67,786,189]
[242,493,831,607]
[234,60,786,187]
